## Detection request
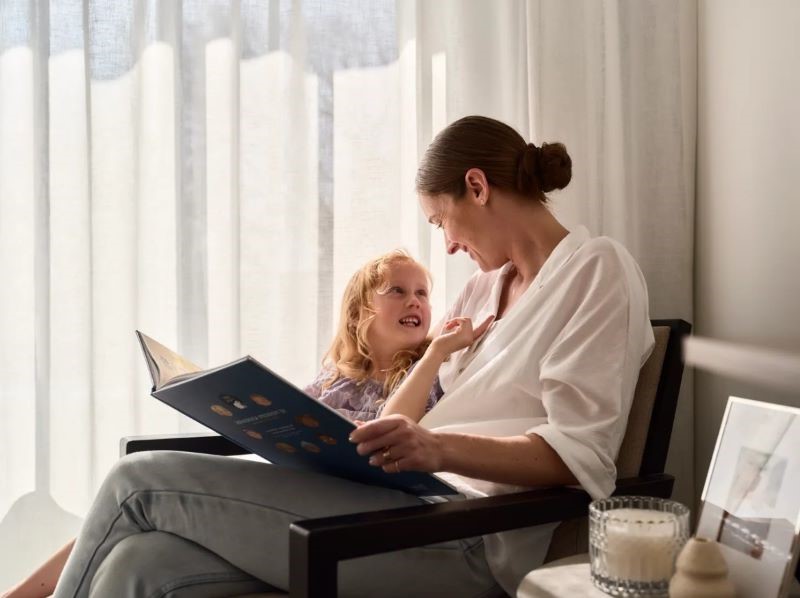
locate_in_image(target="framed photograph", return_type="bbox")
[696,396,800,598]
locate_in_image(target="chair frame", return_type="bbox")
[122,319,690,598]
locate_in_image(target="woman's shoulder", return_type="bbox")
[568,233,649,303]
[577,233,630,257]
[572,233,642,274]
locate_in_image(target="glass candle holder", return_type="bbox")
[589,496,690,597]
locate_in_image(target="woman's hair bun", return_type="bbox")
[517,141,572,195]
[537,142,572,193]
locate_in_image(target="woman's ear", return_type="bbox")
[464,168,489,205]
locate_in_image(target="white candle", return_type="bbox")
[603,508,680,582]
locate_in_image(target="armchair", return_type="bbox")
[122,319,690,598]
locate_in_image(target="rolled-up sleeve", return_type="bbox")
[527,254,635,500]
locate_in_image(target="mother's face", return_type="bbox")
[418,192,506,272]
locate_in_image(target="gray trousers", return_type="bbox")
[53,451,501,598]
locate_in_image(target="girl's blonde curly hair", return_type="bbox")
[323,249,431,398]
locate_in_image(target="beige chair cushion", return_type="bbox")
[616,326,670,478]
[544,325,671,563]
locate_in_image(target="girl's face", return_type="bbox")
[419,192,506,272]
[366,261,432,358]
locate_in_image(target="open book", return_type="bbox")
[136,331,457,496]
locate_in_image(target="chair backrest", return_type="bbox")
[617,319,691,478]
[544,318,691,562]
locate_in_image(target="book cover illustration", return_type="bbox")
[136,331,457,496]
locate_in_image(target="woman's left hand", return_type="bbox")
[349,415,443,473]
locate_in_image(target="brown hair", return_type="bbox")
[323,250,431,398]
[415,115,572,201]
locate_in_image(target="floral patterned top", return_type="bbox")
[303,365,444,422]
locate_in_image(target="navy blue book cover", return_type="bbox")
[136,331,457,496]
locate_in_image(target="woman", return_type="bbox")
[353,116,654,593]
[47,115,652,598]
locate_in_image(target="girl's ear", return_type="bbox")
[464,168,489,205]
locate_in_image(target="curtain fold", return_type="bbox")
[0,0,695,586]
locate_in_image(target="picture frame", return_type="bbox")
[696,396,800,598]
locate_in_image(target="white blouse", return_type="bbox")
[419,226,655,594]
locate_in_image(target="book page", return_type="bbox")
[136,331,202,390]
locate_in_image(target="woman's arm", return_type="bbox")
[350,415,578,488]
[2,538,74,598]
[437,431,578,487]
[379,316,493,422]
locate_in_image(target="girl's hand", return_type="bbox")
[430,314,494,359]
[349,415,444,473]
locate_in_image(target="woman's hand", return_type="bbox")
[429,314,494,359]
[349,415,443,474]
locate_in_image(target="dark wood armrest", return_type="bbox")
[120,433,249,458]
[288,474,674,597]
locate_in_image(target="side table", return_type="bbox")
[518,553,800,597]
[517,553,607,598]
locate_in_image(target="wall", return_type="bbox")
[695,0,800,499]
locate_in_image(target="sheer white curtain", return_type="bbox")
[0,0,695,585]
[1,0,422,583]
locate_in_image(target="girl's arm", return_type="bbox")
[2,538,75,598]
[377,345,447,422]
[379,315,493,422]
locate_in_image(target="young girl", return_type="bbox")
[2,249,488,598]
[305,249,439,421]
[307,249,491,423]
